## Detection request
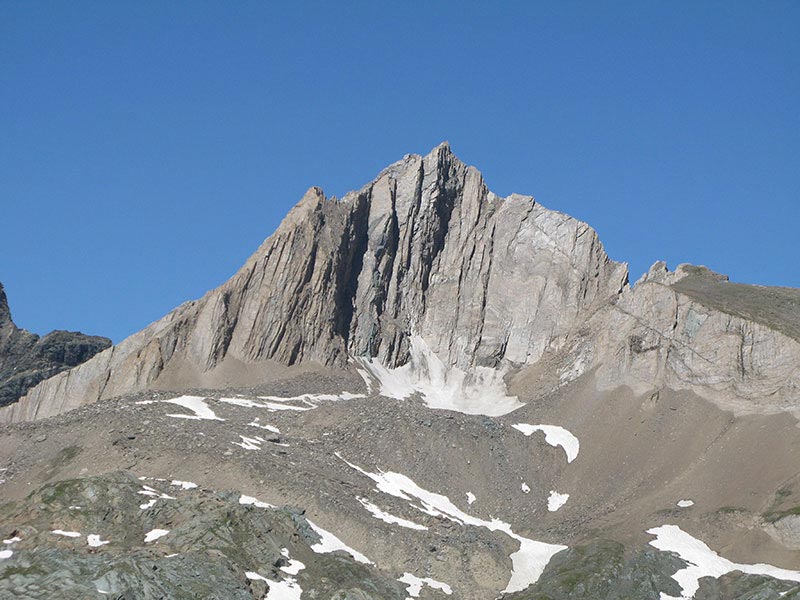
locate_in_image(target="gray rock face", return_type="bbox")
[589,263,800,416]
[0,283,111,408]
[2,143,626,422]
[0,473,406,599]
[4,144,800,423]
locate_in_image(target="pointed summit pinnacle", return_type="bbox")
[0,282,11,326]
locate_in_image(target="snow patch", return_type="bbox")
[279,548,306,576]
[648,524,800,599]
[355,366,373,394]
[239,494,275,509]
[521,483,531,494]
[51,530,81,538]
[547,491,569,512]
[260,391,365,403]
[307,519,373,564]
[677,499,694,508]
[466,492,476,505]
[87,534,109,547]
[171,480,197,490]
[398,572,453,597]
[3,537,20,544]
[0,550,11,560]
[138,485,174,509]
[357,496,428,531]
[144,529,170,543]
[512,424,580,463]
[358,335,524,416]
[232,435,263,451]
[246,571,303,600]
[221,397,312,412]
[163,396,224,421]
[249,418,280,433]
[338,453,566,592]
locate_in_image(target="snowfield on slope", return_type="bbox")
[359,335,524,416]
[399,572,453,597]
[338,453,566,593]
[357,496,429,531]
[512,423,580,463]
[162,396,224,421]
[648,524,800,599]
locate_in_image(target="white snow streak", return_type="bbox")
[249,418,280,433]
[51,530,81,538]
[221,390,362,414]
[239,494,275,509]
[512,424,580,463]
[144,529,170,543]
[677,499,694,508]
[246,571,303,600]
[279,548,306,576]
[163,396,224,421]
[3,537,20,544]
[648,524,800,599]
[170,480,198,490]
[357,496,428,531]
[232,435,264,450]
[359,335,524,416]
[547,491,569,512]
[338,453,565,592]
[138,485,174,509]
[307,520,373,565]
[87,534,110,547]
[220,397,311,412]
[398,572,453,597]
[259,391,365,403]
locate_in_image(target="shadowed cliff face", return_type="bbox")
[0,283,111,407]
[5,144,800,423]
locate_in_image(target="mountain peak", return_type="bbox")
[0,282,11,326]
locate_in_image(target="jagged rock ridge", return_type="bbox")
[4,143,800,422]
[0,283,111,407]
[2,143,626,421]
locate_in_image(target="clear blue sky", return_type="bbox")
[2,2,798,343]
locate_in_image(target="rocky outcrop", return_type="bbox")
[2,143,626,422]
[588,263,800,416]
[0,473,406,599]
[0,283,111,408]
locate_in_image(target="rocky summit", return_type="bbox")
[2,144,800,599]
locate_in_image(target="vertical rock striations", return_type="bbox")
[2,144,626,421]
[4,143,800,423]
